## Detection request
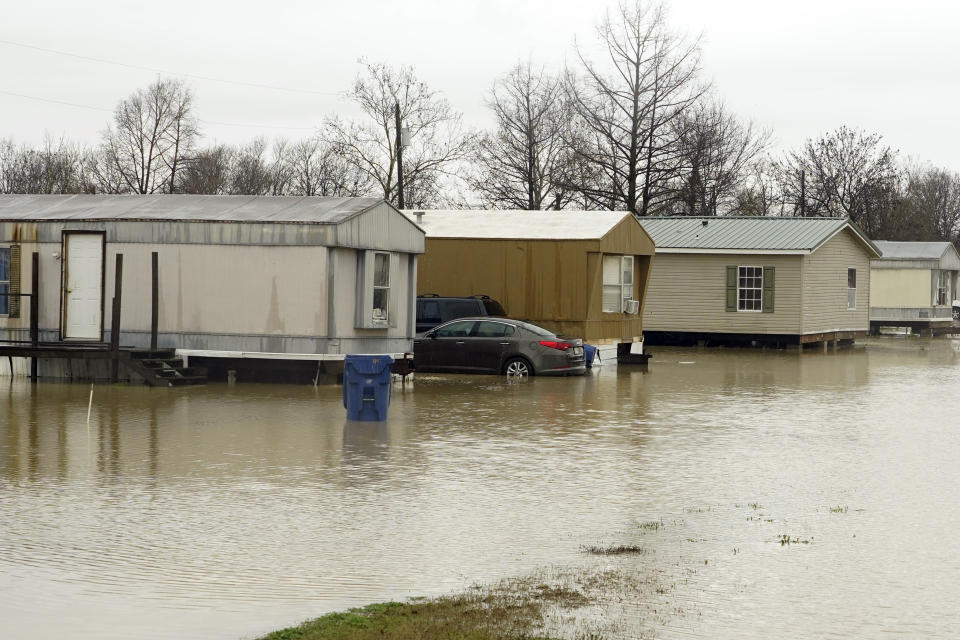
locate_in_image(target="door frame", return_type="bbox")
[60,230,106,342]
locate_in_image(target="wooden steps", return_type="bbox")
[125,349,208,387]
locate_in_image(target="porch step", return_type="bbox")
[123,350,208,387]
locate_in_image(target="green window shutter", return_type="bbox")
[8,245,20,318]
[725,266,737,312]
[762,266,775,313]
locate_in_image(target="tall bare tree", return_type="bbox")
[98,78,197,194]
[324,61,473,208]
[777,126,899,235]
[565,1,705,215]
[0,136,91,194]
[471,63,574,209]
[669,101,770,215]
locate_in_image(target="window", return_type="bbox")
[936,271,949,306]
[726,265,774,313]
[435,321,475,338]
[0,247,9,316]
[356,250,398,329]
[472,321,514,338]
[602,255,634,313]
[372,252,390,323]
[847,268,857,310]
[738,266,763,311]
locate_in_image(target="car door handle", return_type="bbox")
[455,341,465,345]
[500,342,510,345]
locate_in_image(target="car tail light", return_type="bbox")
[539,340,573,351]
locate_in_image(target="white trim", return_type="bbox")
[175,349,408,361]
[656,248,809,255]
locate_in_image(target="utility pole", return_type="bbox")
[395,103,405,209]
[799,169,806,217]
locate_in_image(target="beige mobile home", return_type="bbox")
[404,210,655,353]
[639,217,881,348]
[0,195,424,382]
[870,241,960,334]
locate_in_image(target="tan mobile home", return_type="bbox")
[404,210,655,350]
[0,195,424,382]
[639,217,881,348]
[870,241,960,334]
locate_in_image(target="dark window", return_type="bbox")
[435,321,476,338]
[418,300,441,324]
[473,321,509,337]
[518,321,555,337]
[441,300,481,321]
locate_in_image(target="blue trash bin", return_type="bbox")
[343,354,394,421]
[583,344,597,368]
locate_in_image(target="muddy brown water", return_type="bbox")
[2,339,960,639]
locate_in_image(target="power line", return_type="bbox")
[0,38,342,96]
[0,89,110,112]
[0,89,318,131]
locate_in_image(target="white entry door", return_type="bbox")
[62,233,104,340]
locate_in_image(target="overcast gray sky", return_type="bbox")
[3,0,958,170]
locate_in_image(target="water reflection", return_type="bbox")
[1,339,959,640]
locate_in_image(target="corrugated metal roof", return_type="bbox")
[0,194,385,224]
[872,241,955,260]
[639,216,880,255]
[401,209,632,240]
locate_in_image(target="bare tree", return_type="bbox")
[777,126,899,235]
[669,101,770,215]
[227,137,273,195]
[565,0,705,215]
[324,61,473,208]
[471,62,574,209]
[178,145,232,194]
[733,158,788,216]
[268,138,293,196]
[0,135,92,194]
[99,78,197,194]
[891,165,960,242]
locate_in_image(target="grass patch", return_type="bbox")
[254,575,592,640]
[582,544,648,555]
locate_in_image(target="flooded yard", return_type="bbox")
[2,339,960,639]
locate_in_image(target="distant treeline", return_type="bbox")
[2,1,957,245]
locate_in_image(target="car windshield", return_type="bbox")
[517,321,555,337]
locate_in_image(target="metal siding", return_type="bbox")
[105,243,330,338]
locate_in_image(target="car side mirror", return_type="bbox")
[427,331,437,339]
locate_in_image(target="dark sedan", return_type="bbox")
[413,317,586,376]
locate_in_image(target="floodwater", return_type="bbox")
[2,339,960,640]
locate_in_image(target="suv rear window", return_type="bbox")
[481,299,506,316]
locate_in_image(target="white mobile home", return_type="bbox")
[0,195,424,382]
[870,241,960,334]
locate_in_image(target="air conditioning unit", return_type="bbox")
[623,299,640,314]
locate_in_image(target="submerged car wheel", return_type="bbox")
[504,357,532,377]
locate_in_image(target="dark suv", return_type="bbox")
[416,295,507,334]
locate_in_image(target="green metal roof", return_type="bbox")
[639,216,881,256]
